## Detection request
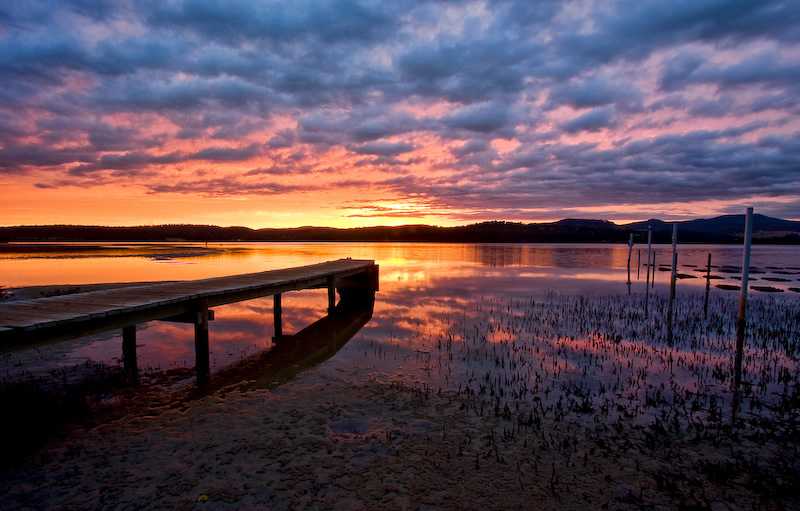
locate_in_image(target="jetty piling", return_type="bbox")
[274,294,283,339]
[122,325,137,376]
[195,298,211,380]
[0,259,379,380]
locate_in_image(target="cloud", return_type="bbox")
[548,75,644,112]
[661,48,800,94]
[1,0,799,224]
[442,102,517,136]
[145,176,317,197]
[560,106,617,133]
[556,0,800,65]
[351,113,419,142]
[191,144,262,162]
[451,139,491,157]
[145,0,400,47]
[267,130,296,149]
[353,141,415,157]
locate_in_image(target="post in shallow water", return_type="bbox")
[645,225,652,313]
[734,207,753,390]
[667,224,678,345]
[627,233,634,294]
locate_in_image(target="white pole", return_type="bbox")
[646,225,652,283]
[669,224,678,301]
[645,225,652,313]
[734,207,753,388]
[627,233,634,289]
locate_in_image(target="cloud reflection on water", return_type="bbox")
[2,243,797,426]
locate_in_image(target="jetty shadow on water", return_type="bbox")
[182,292,375,398]
[0,292,374,464]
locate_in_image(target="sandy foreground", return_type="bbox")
[1,284,798,510]
[1,365,798,511]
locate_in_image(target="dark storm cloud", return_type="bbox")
[1,0,799,220]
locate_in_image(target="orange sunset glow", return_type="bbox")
[1,1,799,228]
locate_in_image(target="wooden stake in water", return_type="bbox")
[667,225,678,346]
[734,207,754,388]
[669,223,678,301]
[651,250,656,288]
[645,226,652,313]
[704,253,711,318]
[627,233,634,294]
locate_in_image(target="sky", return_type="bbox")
[1,0,799,228]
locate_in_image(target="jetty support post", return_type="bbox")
[327,274,336,313]
[274,293,283,339]
[369,264,380,293]
[122,325,138,377]
[195,298,211,380]
[734,207,754,389]
[333,264,380,304]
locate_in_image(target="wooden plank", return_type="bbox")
[2,301,120,317]
[0,307,95,323]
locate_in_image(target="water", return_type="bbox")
[1,242,799,425]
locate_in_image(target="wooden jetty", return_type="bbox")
[0,259,379,379]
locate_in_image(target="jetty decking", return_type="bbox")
[0,259,378,378]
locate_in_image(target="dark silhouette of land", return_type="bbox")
[1,214,799,244]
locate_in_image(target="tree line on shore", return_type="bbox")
[2,215,799,244]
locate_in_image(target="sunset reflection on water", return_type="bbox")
[2,243,798,424]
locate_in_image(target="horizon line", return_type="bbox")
[1,212,795,231]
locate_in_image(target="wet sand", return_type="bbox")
[1,276,798,509]
[1,368,797,510]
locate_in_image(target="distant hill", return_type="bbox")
[1,214,799,244]
[624,214,800,243]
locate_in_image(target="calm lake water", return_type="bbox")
[2,242,799,423]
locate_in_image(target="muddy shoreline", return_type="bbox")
[1,373,798,510]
